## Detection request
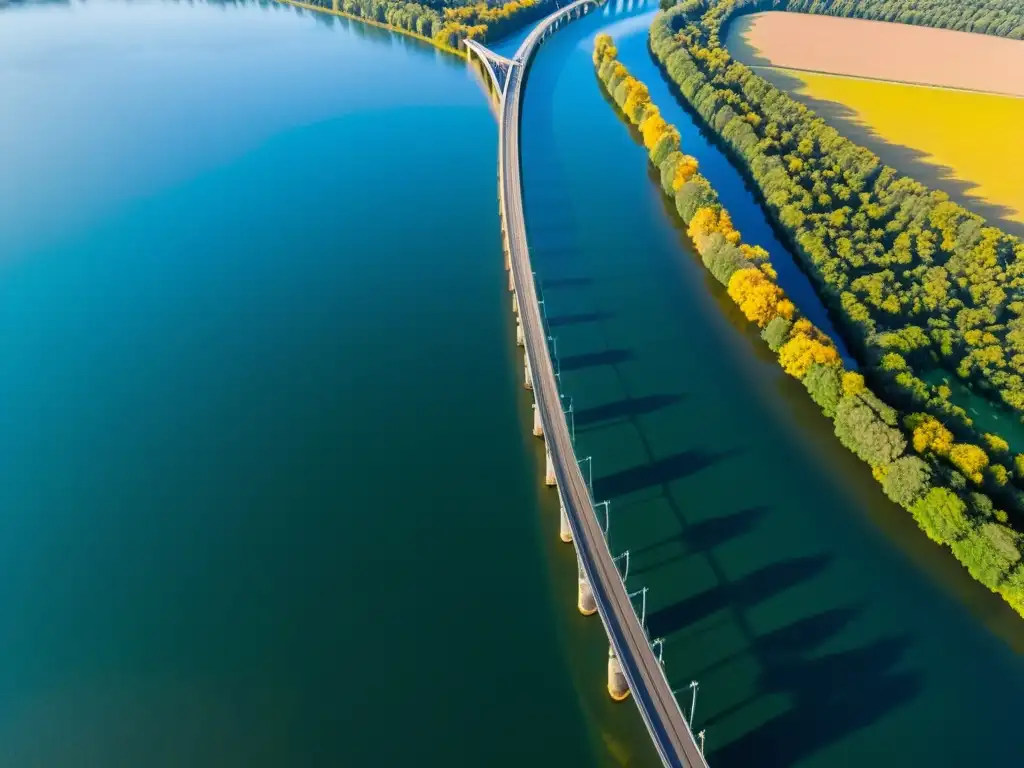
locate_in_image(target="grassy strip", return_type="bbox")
[594,33,1024,618]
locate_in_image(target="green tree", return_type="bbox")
[910,487,972,544]
[834,392,906,467]
[951,523,1021,589]
[803,362,843,417]
[881,455,933,508]
[762,316,792,352]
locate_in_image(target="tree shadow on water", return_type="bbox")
[647,554,832,637]
[593,447,738,500]
[542,275,593,289]
[546,310,615,328]
[559,348,635,372]
[694,604,865,682]
[710,634,922,766]
[574,392,685,428]
[633,505,770,577]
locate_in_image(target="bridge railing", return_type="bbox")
[494,4,712,767]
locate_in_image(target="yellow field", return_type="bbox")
[763,69,1024,236]
[725,11,1024,236]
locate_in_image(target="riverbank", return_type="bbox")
[593,33,1024,620]
[275,0,466,57]
[276,0,554,59]
[648,2,1024,531]
[518,7,1024,761]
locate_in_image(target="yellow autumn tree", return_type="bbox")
[842,371,866,396]
[727,268,787,328]
[907,414,954,456]
[949,443,990,484]
[623,82,651,123]
[983,432,1010,455]
[639,110,669,150]
[687,206,721,252]
[671,155,699,191]
[718,209,741,245]
[778,327,839,379]
[593,33,615,65]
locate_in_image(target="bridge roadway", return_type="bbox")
[487,5,711,767]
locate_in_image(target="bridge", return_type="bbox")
[466,5,712,768]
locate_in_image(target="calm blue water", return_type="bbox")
[517,2,1024,764]
[0,2,650,764]
[5,1,1024,766]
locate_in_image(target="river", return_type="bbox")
[516,1,1024,765]
[1,1,1023,767]
[0,2,631,764]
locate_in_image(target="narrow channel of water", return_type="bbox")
[0,2,627,764]
[519,3,1024,764]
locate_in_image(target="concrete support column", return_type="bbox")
[607,647,630,701]
[533,404,544,437]
[559,489,573,543]
[516,317,524,347]
[509,268,515,292]
[577,557,597,616]
[545,448,556,487]
[504,242,510,270]
[524,350,533,390]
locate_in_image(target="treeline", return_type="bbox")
[297,0,547,51]
[785,0,1024,40]
[594,33,1024,617]
[649,2,1024,513]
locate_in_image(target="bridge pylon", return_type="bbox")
[607,646,630,701]
[577,556,597,616]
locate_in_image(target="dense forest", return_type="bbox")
[638,0,1024,614]
[784,0,1024,39]
[593,25,1024,616]
[294,0,547,50]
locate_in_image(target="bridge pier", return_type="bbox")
[577,557,597,615]
[524,350,533,390]
[545,448,556,486]
[516,317,524,347]
[559,491,573,543]
[509,267,515,292]
[607,647,631,701]
[533,403,544,437]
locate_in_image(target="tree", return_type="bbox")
[779,334,839,379]
[675,177,718,224]
[762,316,792,352]
[951,523,1022,589]
[949,443,990,484]
[702,235,748,286]
[842,371,866,396]
[983,433,1010,456]
[910,487,972,544]
[804,362,843,417]
[882,455,933,507]
[688,207,742,253]
[834,391,906,467]
[906,414,954,456]
[727,268,788,328]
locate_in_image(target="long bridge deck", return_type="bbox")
[472,5,712,767]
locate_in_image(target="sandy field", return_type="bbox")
[728,12,1024,98]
